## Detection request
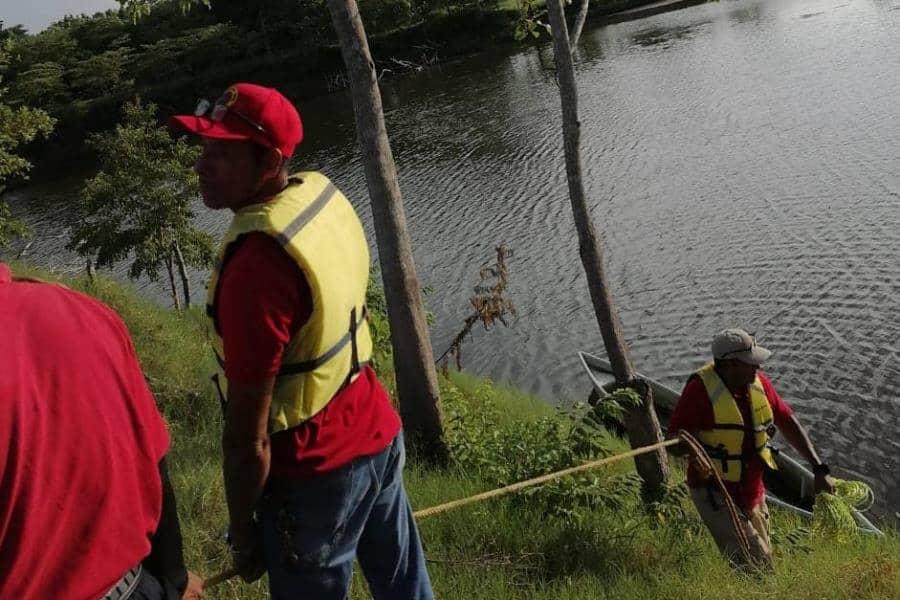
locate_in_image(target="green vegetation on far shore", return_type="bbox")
[10,261,899,599]
[0,0,658,181]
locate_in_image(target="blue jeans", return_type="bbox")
[260,431,433,600]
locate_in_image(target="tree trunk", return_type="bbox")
[172,239,191,309]
[545,0,669,491]
[325,0,448,463]
[165,251,181,310]
[85,256,95,283]
[570,0,591,49]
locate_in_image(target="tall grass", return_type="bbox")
[9,262,898,599]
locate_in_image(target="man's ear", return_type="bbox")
[265,147,284,178]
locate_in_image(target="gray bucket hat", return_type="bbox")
[711,328,771,366]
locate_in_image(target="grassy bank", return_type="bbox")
[10,262,899,599]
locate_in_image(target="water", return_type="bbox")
[5,0,899,521]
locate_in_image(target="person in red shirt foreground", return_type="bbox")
[169,83,433,599]
[668,328,836,570]
[0,264,203,600]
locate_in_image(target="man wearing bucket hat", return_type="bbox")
[668,328,835,568]
[169,83,433,599]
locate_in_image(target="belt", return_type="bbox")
[102,564,142,600]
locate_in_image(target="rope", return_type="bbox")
[676,430,754,566]
[204,432,755,588]
[412,438,681,519]
[813,479,875,539]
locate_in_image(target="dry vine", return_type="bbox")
[436,245,517,372]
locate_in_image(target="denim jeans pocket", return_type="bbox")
[267,465,356,570]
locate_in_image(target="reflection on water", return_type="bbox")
[629,22,711,48]
[4,0,899,521]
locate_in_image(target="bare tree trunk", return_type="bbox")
[85,256,95,283]
[545,0,669,492]
[325,0,448,463]
[570,0,591,49]
[165,251,181,310]
[172,239,191,309]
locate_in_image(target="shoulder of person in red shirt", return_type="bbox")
[0,264,170,600]
[757,371,794,427]
[217,233,400,478]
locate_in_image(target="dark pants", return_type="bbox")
[260,430,433,600]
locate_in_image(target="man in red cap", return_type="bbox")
[669,328,835,570]
[170,83,433,599]
[0,264,203,600]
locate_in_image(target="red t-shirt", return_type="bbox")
[216,233,401,478]
[667,370,793,510]
[0,264,170,600]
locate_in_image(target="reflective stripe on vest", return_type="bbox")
[206,171,374,433]
[695,363,778,482]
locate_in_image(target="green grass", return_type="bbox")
[10,262,899,599]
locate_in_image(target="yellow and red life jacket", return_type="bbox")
[695,363,778,482]
[207,171,373,434]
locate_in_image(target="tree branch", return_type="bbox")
[569,0,591,49]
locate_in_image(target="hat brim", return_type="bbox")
[732,345,772,366]
[167,115,273,150]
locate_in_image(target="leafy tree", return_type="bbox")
[0,49,55,247]
[68,48,135,99]
[61,13,130,53]
[412,0,500,20]
[119,0,206,23]
[358,0,414,33]
[133,24,244,83]
[68,99,214,308]
[210,0,333,52]
[0,22,27,44]
[8,61,70,109]
[4,26,78,78]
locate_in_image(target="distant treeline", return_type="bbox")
[0,0,513,178]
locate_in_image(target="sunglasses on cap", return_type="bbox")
[194,97,268,136]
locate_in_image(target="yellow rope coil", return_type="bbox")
[813,479,874,540]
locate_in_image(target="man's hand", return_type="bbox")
[814,473,837,495]
[181,571,204,599]
[690,455,715,482]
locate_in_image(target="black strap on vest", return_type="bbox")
[277,305,369,377]
[701,442,743,475]
[710,423,748,431]
[349,306,360,376]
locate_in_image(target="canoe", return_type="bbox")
[577,351,883,536]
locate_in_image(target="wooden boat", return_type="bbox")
[578,351,883,536]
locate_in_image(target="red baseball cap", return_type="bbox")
[169,83,303,158]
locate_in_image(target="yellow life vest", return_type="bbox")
[206,171,373,433]
[695,363,778,482]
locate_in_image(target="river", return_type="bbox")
[4,0,898,521]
